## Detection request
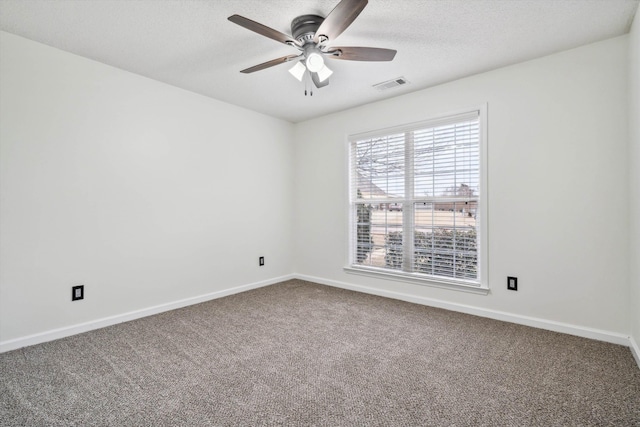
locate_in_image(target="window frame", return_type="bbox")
[344,105,489,294]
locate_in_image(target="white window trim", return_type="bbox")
[344,104,489,294]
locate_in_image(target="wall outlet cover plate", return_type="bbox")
[72,285,84,301]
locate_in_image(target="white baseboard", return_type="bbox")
[630,336,640,369]
[0,274,295,354]
[296,274,632,347]
[3,272,636,367]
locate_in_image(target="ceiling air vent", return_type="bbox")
[373,77,409,91]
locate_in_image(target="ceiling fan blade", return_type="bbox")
[311,72,330,89]
[240,54,301,74]
[326,46,397,61]
[313,0,368,44]
[228,15,301,47]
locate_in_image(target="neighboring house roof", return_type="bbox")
[357,172,387,198]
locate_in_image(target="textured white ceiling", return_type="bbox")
[1,0,638,123]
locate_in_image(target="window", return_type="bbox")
[348,108,487,290]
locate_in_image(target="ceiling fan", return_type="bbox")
[228,0,397,93]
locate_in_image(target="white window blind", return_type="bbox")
[349,110,483,287]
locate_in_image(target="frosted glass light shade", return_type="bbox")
[305,52,324,73]
[288,61,306,81]
[316,64,333,82]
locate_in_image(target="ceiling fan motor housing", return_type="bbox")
[291,15,324,45]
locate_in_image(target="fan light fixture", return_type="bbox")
[288,61,306,81]
[305,52,324,72]
[288,57,333,83]
[316,64,333,82]
[302,46,333,83]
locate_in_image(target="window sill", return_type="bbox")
[343,266,490,295]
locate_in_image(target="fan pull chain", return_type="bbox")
[303,71,313,96]
[301,71,314,96]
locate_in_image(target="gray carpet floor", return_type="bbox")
[1,279,639,426]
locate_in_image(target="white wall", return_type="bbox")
[629,9,640,356]
[293,36,630,337]
[0,32,295,344]
[1,27,634,351]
